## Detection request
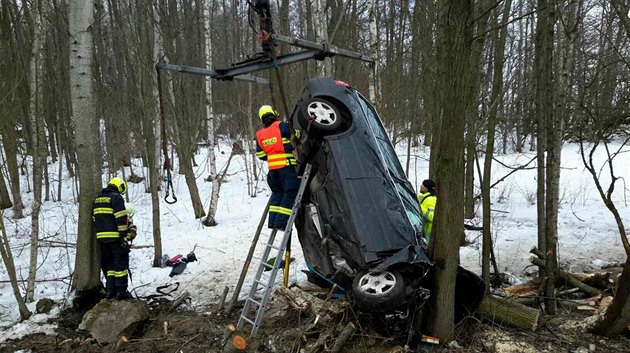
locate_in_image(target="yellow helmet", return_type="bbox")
[108,177,127,195]
[259,105,279,120]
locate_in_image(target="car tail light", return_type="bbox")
[334,80,351,87]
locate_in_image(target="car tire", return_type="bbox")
[303,98,344,132]
[351,270,406,312]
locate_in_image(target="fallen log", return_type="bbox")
[504,283,539,297]
[169,290,190,311]
[330,322,356,353]
[475,294,540,331]
[570,272,612,290]
[529,257,607,297]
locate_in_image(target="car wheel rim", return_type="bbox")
[358,271,397,295]
[307,101,338,126]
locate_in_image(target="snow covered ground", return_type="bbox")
[1,138,628,342]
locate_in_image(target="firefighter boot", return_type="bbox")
[115,276,133,300]
[116,290,133,300]
[105,277,116,300]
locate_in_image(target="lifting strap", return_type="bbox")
[156,66,177,204]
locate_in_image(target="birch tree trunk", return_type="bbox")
[314,0,332,76]
[367,0,381,109]
[70,0,103,293]
[203,0,220,227]
[26,1,44,302]
[0,213,31,320]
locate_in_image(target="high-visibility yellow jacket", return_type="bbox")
[418,192,436,242]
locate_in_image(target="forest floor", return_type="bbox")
[2,288,630,353]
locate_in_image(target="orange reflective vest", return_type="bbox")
[256,121,296,170]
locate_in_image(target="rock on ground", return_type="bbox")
[78,299,149,344]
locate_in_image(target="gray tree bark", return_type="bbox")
[482,0,512,291]
[69,0,103,294]
[26,0,44,302]
[0,213,31,320]
[427,0,473,342]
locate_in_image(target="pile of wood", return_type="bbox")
[222,286,357,353]
[501,246,623,312]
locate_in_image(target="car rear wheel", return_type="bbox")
[351,270,406,312]
[305,98,343,132]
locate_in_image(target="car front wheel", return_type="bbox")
[305,98,343,132]
[351,270,406,312]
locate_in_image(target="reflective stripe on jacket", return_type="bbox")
[93,187,127,242]
[418,192,436,240]
[256,120,296,170]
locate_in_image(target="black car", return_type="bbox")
[291,77,484,317]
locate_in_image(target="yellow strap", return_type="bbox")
[267,153,295,160]
[113,270,128,277]
[93,207,114,215]
[114,210,127,218]
[96,232,120,239]
[275,206,292,215]
[256,151,267,157]
[106,270,116,277]
[118,224,129,231]
[268,161,288,167]
[282,138,291,144]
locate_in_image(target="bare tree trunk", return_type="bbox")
[367,0,381,109]
[70,0,103,294]
[203,0,220,226]
[1,128,24,218]
[482,0,512,291]
[427,0,472,342]
[0,164,12,209]
[534,0,551,283]
[463,0,493,220]
[0,213,31,320]
[26,2,44,302]
[314,0,332,76]
[590,257,630,336]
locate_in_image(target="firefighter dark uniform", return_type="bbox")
[93,177,134,299]
[256,105,300,230]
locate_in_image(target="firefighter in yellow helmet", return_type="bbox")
[255,105,299,230]
[93,177,136,300]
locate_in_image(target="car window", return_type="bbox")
[355,94,424,237]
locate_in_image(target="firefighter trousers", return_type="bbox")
[267,167,300,229]
[100,240,130,293]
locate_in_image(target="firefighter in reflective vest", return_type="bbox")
[255,105,300,230]
[418,179,437,243]
[93,177,136,300]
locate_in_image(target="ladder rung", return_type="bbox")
[255,278,270,287]
[240,316,255,326]
[267,243,282,250]
[246,297,262,306]
[262,262,273,269]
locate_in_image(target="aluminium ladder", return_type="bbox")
[237,163,312,335]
